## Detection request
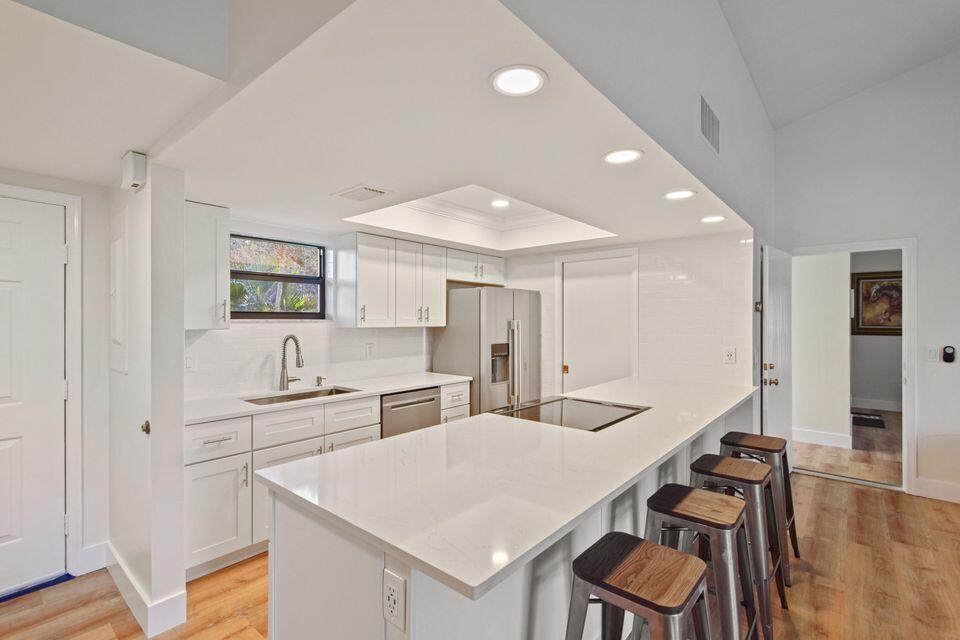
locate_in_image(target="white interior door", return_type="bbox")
[762,246,793,451]
[562,254,636,392]
[0,196,65,595]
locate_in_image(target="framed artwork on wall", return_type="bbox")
[851,271,902,336]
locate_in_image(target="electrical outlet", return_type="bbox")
[364,342,376,360]
[184,354,197,371]
[722,346,737,365]
[383,569,406,631]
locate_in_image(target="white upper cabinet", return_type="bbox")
[184,201,230,330]
[421,244,447,325]
[478,254,505,286]
[395,240,423,327]
[356,234,396,327]
[447,248,479,282]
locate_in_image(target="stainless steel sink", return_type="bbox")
[244,387,359,405]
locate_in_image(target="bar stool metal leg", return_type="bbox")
[565,575,592,640]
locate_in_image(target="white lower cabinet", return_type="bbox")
[185,452,252,568]
[440,405,469,424]
[252,436,325,545]
[325,423,380,452]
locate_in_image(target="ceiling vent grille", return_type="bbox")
[700,96,720,153]
[336,185,388,201]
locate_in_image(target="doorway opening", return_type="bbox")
[790,248,905,487]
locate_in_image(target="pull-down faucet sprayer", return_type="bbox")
[279,334,304,391]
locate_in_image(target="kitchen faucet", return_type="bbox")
[279,334,304,391]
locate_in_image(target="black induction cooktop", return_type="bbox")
[491,396,650,432]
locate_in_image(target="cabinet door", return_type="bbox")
[446,248,478,283]
[421,244,447,326]
[325,424,380,452]
[185,452,252,568]
[356,234,396,327]
[478,254,505,285]
[395,240,423,327]
[441,405,470,424]
[184,201,230,330]
[252,437,324,544]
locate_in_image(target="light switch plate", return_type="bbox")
[927,346,941,362]
[722,346,737,365]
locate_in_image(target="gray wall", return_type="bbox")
[851,250,902,410]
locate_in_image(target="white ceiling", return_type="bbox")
[346,184,616,251]
[719,0,960,128]
[158,0,749,255]
[0,0,221,186]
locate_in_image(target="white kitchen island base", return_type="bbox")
[263,378,756,640]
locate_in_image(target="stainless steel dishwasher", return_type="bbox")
[380,387,441,438]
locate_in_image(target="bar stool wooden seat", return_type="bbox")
[720,431,800,587]
[565,531,711,640]
[690,454,788,640]
[646,484,759,640]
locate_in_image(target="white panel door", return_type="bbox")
[446,249,478,283]
[184,201,230,330]
[395,240,422,327]
[562,254,636,392]
[762,246,793,454]
[356,234,396,327]
[185,452,252,568]
[421,244,446,326]
[478,254,505,285]
[252,437,324,544]
[0,196,65,595]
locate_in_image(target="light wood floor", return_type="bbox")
[3,474,960,639]
[793,408,902,485]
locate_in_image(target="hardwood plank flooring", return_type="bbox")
[793,408,902,485]
[3,474,960,639]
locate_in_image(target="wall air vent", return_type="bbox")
[700,96,720,153]
[336,185,388,201]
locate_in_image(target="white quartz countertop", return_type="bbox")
[184,371,472,425]
[256,376,757,599]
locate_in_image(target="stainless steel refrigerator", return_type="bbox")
[431,287,540,414]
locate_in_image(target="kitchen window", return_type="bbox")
[229,235,325,319]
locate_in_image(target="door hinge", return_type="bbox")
[754,302,763,313]
[64,513,69,536]
[63,243,69,265]
[63,379,69,400]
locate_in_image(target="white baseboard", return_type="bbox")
[793,427,852,449]
[852,397,902,412]
[106,542,187,638]
[911,476,960,504]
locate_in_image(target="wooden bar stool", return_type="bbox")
[690,454,789,640]
[645,484,759,640]
[720,432,800,587]
[565,532,711,640]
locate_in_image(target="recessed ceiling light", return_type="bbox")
[701,215,726,224]
[491,199,510,209]
[665,190,696,200]
[603,149,643,164]
[491,65,547,96]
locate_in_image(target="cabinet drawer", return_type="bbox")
[252,436,324,544]
[326,424,380,452]
[440,382,470,409]
[324,395,380,435]
[184,416,252,465]
[440,405,469,424]
[253,405,325,449]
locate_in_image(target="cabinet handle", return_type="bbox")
[442,416,448,423]
[425,306,430,322]
[360,304,366,323]
[450,393,463,400]
[221,299,227,322]
[418,306,423,322]
[241,462,249,487]
[480,264,484,279]
[474,264,478,278]
[202,436,232,446]
[327,442,335,453]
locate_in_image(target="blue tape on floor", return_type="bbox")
[0,573,74,604]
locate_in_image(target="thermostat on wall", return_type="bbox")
[944,346,956,363]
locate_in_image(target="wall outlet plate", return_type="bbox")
[722,346,737,365]
[383,568,406,631]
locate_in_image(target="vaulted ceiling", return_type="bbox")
[719,0,960,127]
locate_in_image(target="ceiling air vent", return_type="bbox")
[336,185,388,202]
[700,96,720,153]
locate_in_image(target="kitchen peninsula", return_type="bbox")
[256,376,757,639]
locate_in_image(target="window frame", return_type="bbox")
[229,234,326,320]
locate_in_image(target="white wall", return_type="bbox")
[507,232,754,396]
[185,218,429,400]
[498,0,776,241]
[776,48,960,495]
[791,253,852,448]
[0,166,110,570]
[851,250,902,411]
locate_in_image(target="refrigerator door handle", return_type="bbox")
[515,320,522,404]
[507,321,515,405]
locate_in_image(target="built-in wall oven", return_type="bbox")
[381,387,441,438]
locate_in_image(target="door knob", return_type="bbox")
[562,364,570,374]
[770,378,780,386]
